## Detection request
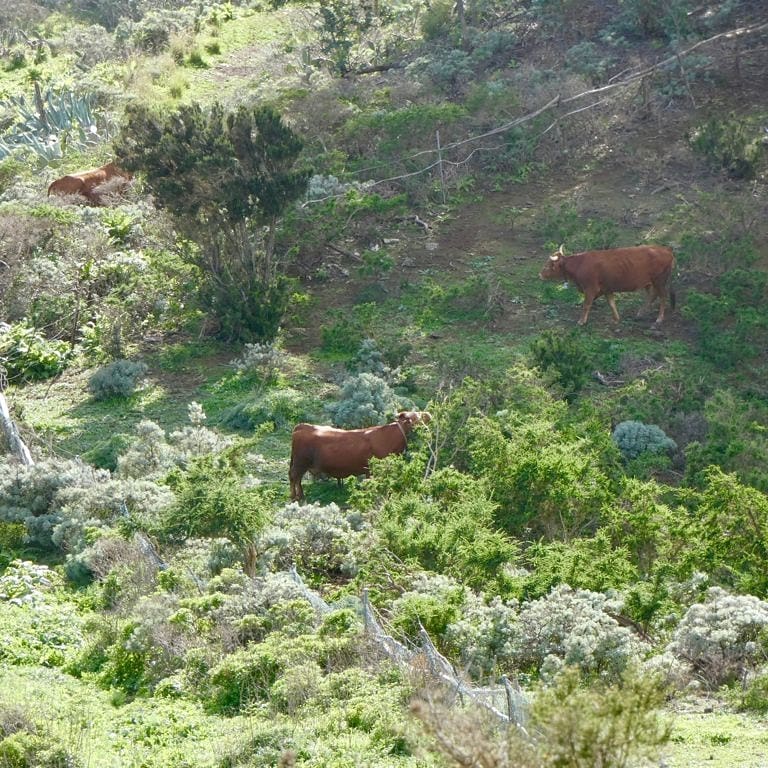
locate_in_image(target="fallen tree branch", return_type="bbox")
[345,61,405,76]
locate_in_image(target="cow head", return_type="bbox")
[539,244,566,281]
[397,411,431,430]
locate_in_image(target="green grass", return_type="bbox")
[171,7,292,104]
[664,709,768,768]
[0,666,258,768]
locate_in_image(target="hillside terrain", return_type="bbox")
[1,1,768,766]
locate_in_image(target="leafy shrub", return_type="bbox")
[425,49,475,94]
[739,671,768,714]
[89,609,185,695]
[88,359,148,400]
[320,315,365,354]
[565,41,615,84]
[0,453,172,560]
[522,531,639,598]
[420,0,453,41]
[347,338,397,381]
[230,342,287,385]
[62,23,118,67]
[221,388,313,431]
[513,585,647,681]
[530,666,671,768]
[612,420,677,462]
[682,268,768,369]
[0,458,109,551]
[690,114,765,179]
[0,560,84,667]
[115,102,309,344]
[0,322,70,382]
[682,468,768,596]
[530,329,592,399]
[116,420,176,479]
[415,665,670,768]
[684,389,768,492]
[0,730,83,768]
[122,9,196,52]
[444,591,519,679]
[257,501,368,581]
[163,453,272,575]
[325,372,400,428]
[535,202,619,252]
[117,406,232,478]
[666,587,768,687]
[370,463,519,591]
[208,633,333,714]
[465,415,614,539]
[83,434,134,472]
[389,573,466,642]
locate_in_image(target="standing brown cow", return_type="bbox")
[289,411,431,501]
[539,244,675,326]
[47,162,132,205]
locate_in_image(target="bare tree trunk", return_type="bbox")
[243,542,258,578]
[454,0,468,49]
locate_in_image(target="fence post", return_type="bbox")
[0,392,34,466]
[362,587,371,633]
[436,130,447,204]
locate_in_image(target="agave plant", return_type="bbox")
[0,86,113,162]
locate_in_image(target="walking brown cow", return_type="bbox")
[539,244,675,326]
[47,162,132,205]
[289,411,431,501]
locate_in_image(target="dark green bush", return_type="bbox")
[683,286,768,369]
[530,329,592,399]
[690,114,765,179]
[535,202,619,252]
[221,388,313,431]
[466,415,613,539]
[208,637,315,713]
[739,672,768,714]
[522,531,638,598]
[370,463,520,591]
[321,314,365,354]
[683,389,768,492]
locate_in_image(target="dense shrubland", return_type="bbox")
[0,0,767,765]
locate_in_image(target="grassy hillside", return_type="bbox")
[1,1,768,766]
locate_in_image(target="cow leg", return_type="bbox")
[654,295,666,325]
[605,293,621,323]
[578,294,596,325]
[288,463,304,502]
[636,287,656,318]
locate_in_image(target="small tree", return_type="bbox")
[114,102,310,342]
[163,453,272,576]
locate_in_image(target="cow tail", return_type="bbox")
[669,255,677,310]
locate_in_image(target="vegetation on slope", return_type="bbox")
[0,0,767,766]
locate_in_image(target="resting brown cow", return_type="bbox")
[289,410,431,501]
[539,244,675,326]
[47,162,132,205]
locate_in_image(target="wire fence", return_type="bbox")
[287,566,530,730]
